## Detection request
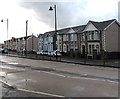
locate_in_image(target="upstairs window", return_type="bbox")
[70,34,77,41]
[94,31,100,40]
[88,31,94,40]
[70,34,74,41]
[63,34,69,41]
[81,33,85,41]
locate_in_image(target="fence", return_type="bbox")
[1,51,120,68]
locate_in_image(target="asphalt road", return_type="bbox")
[0,54,119,97]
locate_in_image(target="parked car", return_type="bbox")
[1,49,8,54]
[48,51,61,57]
[43,51,48,55]
[0,48,3,52]
[37,50,43,55]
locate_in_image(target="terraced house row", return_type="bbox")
[38,19,120,59]
[4,35,38,53]
[3,19,120,59]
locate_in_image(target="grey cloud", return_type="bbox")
[18,1,89,29]
[18,1,118,30]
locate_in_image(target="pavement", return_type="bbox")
[2,52,120,68]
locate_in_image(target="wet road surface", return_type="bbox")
[0,55,119,97]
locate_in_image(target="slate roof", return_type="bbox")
[38,34,45,38]
[72,25,86,33]
[57,25,86,34]
[44,31,55,37]
[75,25,87,33]
[38,19,118,36]
[19,35,31,40]
[89,19,116,30]
[57,28,70,34]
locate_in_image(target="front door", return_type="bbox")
[82,45,85,54]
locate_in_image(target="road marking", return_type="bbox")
[39,71,118,83]
[67,76,118,83]
[107,80,118,83]
[41,71,66,77]
[1,60,118,84]
[6,70,29,74]
[1,60,7,63]
[0,80,65,97]
[68,76,105,81]
[0,80,15,89]
[8,62,19,65]
[18,88,65,97]
[0,72,7,76]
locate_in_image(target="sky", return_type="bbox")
[0,0,119,43]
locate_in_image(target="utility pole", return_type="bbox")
[1,19,9,53]
[25,20,28,56]
[49,5,58,60]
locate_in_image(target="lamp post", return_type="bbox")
[25,20,28,56]
[1,19,9,52]
[32,33,33,52]
[49,5,58,60]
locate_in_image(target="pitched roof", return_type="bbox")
[38,34,44,38]
[44,31,55,37]
[19,35,31,40]
[75,25,87,32]
[57,25,86,34]
[38,19,118,36]
[57,28,70,34]
[89,19,116,30]
[72,25,86,32]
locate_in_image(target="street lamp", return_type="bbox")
[1,19,9,51]
[49,5,58,60]
[25,20,28,56]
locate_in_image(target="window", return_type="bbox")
[63,34,68,41]
[75,42,77,49]
[59,37,61,41]
[88,31,94,40]
[63,44,67,52]
[59,45,62,51]
[70,34,74,41]
[97,32,100,40]
[92,45,94,53]
[96,44,99,53]
[82,33,85,41]
[92,31,94,40]
[74,34,77,41]
[94,31,100,40]
[70,42,73,48]
[89,45,92,54]
[66,35,69,41]
[70,34,77,41]
[88,32,92,40]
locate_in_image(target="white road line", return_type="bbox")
[68,76,106,81]
[0,80,14,88]
[8,62,19,65]
[1,60,7,63]
[41,71,66,77]
[18,88,65,97]
[40,71,118,83]
[0,72,7,76]
[67,76,118,83]
[0,80,65,97]
[107,80,118,83]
